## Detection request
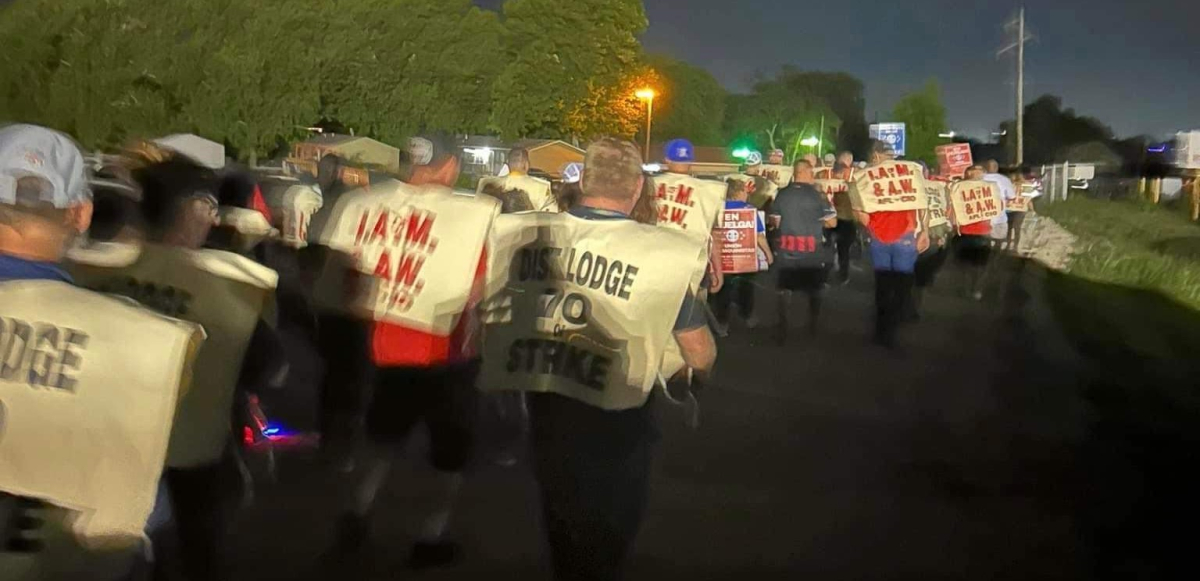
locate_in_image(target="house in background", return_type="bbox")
[457,136,585,180]
[154,134,227,170]
[286,134,402,182]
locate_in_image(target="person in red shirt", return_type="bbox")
[952,165,994,300]
[854,140,930,348]
[333,137,487,571]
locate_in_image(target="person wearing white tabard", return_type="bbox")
[475,147,557,213]
[317,138,501,565]
[651,139,726,379]
[481,138,716,581]
[66,155,278,581]
[0,124,202,581]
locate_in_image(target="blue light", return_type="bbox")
[1148,145,1167,153]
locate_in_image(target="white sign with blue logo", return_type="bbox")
[870,122,907,157]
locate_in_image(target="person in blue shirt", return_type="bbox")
[0,125,92,283]
[710,178,772,335]
[0,124,150,580]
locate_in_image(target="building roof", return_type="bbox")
[302,133,364,147]
[153,134,226,170]
[513,139,584,154]
[300,134,400,154]
[455,136,585,154]
[458,135,507,149]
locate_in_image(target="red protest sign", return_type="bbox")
[936,143,973,177]
[717,208,760,274]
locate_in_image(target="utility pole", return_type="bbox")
[998,6,1034,165]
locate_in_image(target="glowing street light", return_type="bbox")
[800,136,820,148]
[636,88,656,158]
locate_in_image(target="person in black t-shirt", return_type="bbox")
[770,160,837,343]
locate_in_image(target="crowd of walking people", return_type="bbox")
[0,120,1036,581]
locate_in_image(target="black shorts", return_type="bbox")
[777,266,827,293]
[365,359,480,472]
[955,235,992,267]
[915,247,949,288]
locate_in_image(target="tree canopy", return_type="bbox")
[891,79,950,167]
[0,0,873,164]
[491,0,648,142]
[724,67,844,163]
[645,54,727,147]
[999,94,1116,165]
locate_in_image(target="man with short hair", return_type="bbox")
[478,147,556,212]
[1,124,202,580]
[803,153,819,169]
[854,140,930,348]
[771,160,837,342]
[486,137,716,581]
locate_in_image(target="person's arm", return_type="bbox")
[708,234,724,293]
[756,233,773,264]
[754,211,773,264]
[915,209,931,252]
[670,289,718,382]
[674,326,717,375]
[820,196,838,228]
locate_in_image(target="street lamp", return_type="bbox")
[636,88,656,158]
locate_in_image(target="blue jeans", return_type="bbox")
[869,232,918,273]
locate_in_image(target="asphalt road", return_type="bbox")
[225,254,1124,580]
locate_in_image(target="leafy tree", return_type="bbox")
[565,65,661,143]
[491,0,648,141]
[998,94,1115,165]
[320,0,503,147]
[174,0,325,164]
[768,68,867,156]
[891,79,950,166]
[645,54,727,146]
[724,69,841,163]
[0,0,188,150]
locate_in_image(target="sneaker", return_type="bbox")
[409,540,461,570]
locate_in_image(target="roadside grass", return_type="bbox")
[1038,197,1200,424]
[1039,197,1200,312]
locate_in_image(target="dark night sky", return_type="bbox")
[477,0,1200,139]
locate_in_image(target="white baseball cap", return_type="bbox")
[0,124,90,209]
